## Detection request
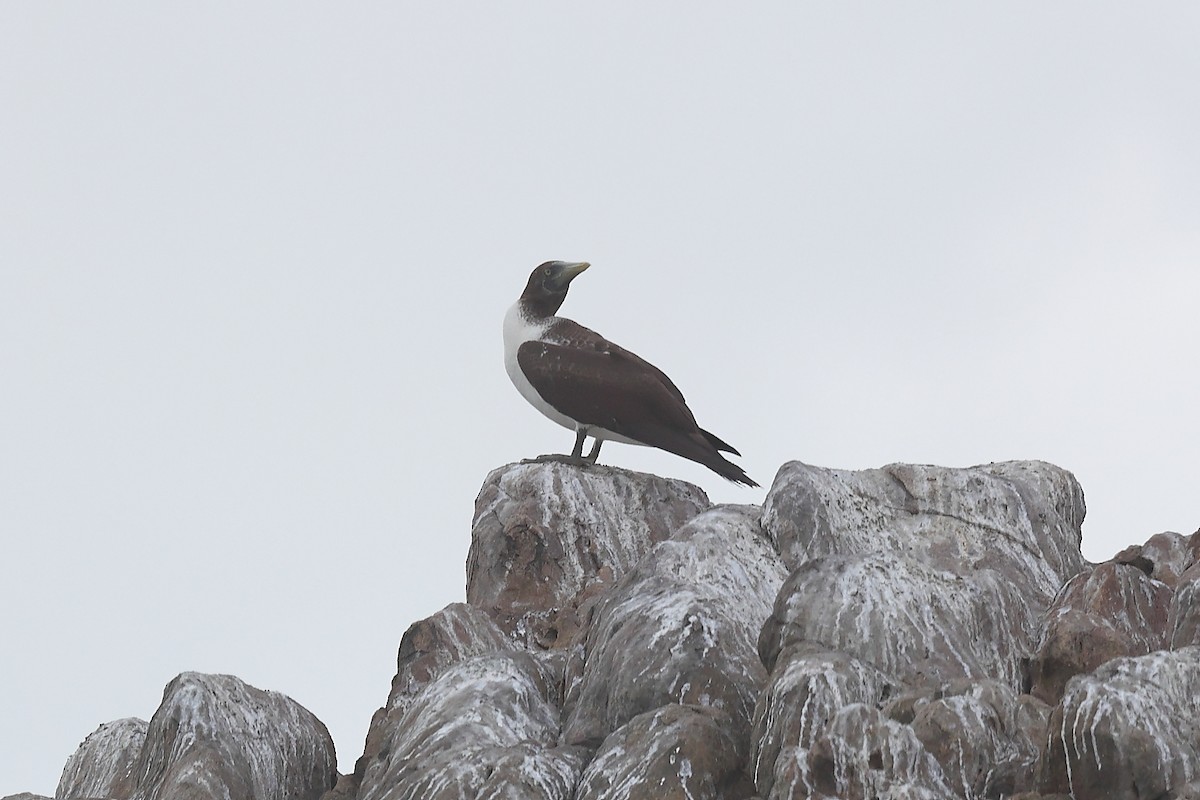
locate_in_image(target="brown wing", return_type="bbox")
[516,340,700,439]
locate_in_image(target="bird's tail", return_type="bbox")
[700,428,741,456]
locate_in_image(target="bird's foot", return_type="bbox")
[521,453,592,467]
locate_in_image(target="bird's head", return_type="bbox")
[519,260,590,317]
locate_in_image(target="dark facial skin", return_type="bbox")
[520,261,589,318]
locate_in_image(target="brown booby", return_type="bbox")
[503,260,758,486]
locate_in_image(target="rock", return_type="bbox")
[132,672,336,800]
[467,461,710,648]
[1171,564,1200,648]
[352,603,515,795]
[574,704,753,800]
[1037,647,1200,799]
[906,680,1049,798]
[759,551,1038,689]
[1029,563,1172,704]
[56,716,147,799]
[805,704,957,800]
[357,652,579,800]
[2,795,52,800]
[750,649,894,798]
[563,506,785,748]
[1113,531,1194,587]
[753,460,1089,799]
[760,460,1087,605]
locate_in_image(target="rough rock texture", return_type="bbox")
[43,462,1200,800]
[349,603,516,796]
[1171,563,1200,648]
[55,716,147,799]
[356,651,580,800]
[1029,562,1173,704]
[132,672,336,800]
[562,505,786,749]
[466,461,710,649]
[1038,647,1200,799]
[48,672,335,800]
[575,704,754,800]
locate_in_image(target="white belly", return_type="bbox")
[502,302,644,446]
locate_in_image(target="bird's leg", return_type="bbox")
[584,438,603,464]
[521,428,593,467]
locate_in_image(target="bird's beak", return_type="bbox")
[562,261,590,281]
[552,261,590,289]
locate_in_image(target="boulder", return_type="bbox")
[467,462,710,648]
[356,652,580,800]
[750,648,893,798]
[760,460,1087,605]
[56,716,147,799]
[574,704,753,800]
[352,603,515,795]
[1113,531,1195,587]
[1037,647,1200,799]
[759,551,1038,689]
[753,460,1089,799]
[563,506,785,748]
[805,704,957,800]
[1029,563,1172,704]
[905,680,1049,798]
[131,672,336,800]
[1170,564,1200,648]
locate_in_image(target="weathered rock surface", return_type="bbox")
[40,461,1200,800]
[349,603,515,796]
[575,704,754,800]
[132,672,336,800]
[356,651,579,800]
[563,505,785,748]
[760,460,1087,603]
[1037,647,1200,799]
[466,461,710,648]
[1030,562,1172,704]
[48,672,335,800]
[1171,563,1200,648]
[55,716,147,799]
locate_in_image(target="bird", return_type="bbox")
[503,260,758,487]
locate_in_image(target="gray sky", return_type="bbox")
[2,3,1198,792]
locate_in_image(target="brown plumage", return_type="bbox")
[503,261,757,487]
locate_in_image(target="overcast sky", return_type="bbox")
[3,3,1198,793]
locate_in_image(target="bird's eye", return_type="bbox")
[543,267,553,276]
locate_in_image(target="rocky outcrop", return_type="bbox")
[466,462,710,649]
[36,461,1200,800]
[1037,647,1200,799]
[55,717,147,799]
[49,672,335,800]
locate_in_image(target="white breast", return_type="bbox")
[503,302,579,432]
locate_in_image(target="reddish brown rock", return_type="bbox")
[905,681,1049,798]
[467,461,710,648]
[55,717,147,799]
[574,704,753,800]
[1170,564,1200,648]
[1037,647,1200,799]
[750,649,893,798]
[351,603,515,797]
[1113,531,1194,587]
[806,704,956,800]
[1029,563,1172,704]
